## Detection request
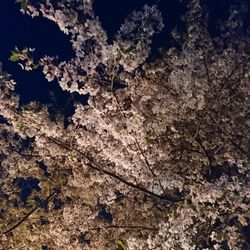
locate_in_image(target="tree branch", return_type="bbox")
[1,190,57,235]
[47,136,183,202]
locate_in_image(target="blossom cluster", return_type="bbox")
[0,0,249,249]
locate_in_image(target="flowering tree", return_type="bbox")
[0,0,250,249]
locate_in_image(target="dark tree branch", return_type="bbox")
[47,136,184,202]
[1,190,57,235]
[88,224,158,231]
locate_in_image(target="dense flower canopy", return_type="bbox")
[0,0,250,249]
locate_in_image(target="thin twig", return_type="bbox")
[1,191,57,235]
[134,138,156,177]
[2,207,39,235]
[207,112,250,158]
[218,57,249,93]
[203,57,216,96]
[88,224,158,232]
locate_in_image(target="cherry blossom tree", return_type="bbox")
[0,0,249,249]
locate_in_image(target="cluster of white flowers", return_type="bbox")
[25,0,163,96]
[0,0,249,249]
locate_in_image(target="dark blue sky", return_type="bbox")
[0,0,239,106]
[0,1,73,105]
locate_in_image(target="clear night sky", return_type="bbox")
[0,0,238,107]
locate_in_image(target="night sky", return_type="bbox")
[0,0,238,106]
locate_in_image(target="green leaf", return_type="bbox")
[116,240,127,250]
[32,63,40,70]
[9,53,20,62]
[218,215,225,223]
[123,46,135,54]
[21,1,28,10]
[15,0,28,11]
